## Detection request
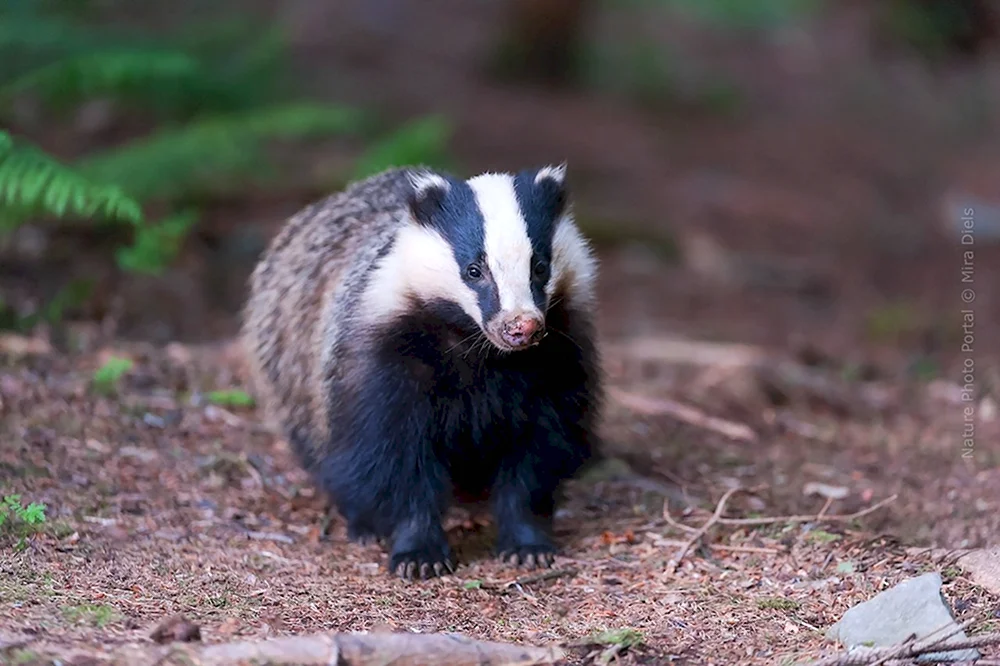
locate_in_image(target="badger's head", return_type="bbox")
[365,164,597,353]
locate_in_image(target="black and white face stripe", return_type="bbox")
[363,165,595,349]
[513,165,567,309]
[465,170,560,326]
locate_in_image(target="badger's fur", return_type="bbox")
[241,164,601,579]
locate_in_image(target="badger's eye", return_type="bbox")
[465,264,483,281]
[532,261,549,279]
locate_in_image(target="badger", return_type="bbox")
[241,163,602,580]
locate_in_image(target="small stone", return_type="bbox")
[826,572,979,662]
[957,547,1000,596]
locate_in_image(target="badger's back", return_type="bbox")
[241,168,415,461]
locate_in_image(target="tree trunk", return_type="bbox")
[487,0,593,87]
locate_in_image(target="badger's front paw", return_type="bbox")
[389,521,454,580]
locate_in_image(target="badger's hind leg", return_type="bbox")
[315,381,455,580]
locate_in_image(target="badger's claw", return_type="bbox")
[498,544,556,569]
[390,548,455,580]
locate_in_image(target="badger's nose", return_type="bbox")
[501,314,544,348]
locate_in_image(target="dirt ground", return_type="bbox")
[1,302,998,665]
[3,1,1000,665]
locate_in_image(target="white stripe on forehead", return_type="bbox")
[467,173,538,316]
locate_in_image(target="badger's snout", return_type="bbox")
[499,313,544,349]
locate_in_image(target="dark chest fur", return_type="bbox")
[360,298,598,499]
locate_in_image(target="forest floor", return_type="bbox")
[1,269,998,665]
[3,1,1000,665]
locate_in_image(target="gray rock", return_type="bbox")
[958,547,1000,596]
[826,572,980,663]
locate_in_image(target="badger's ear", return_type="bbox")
[533,162,568,219]
[406,170,449,226]
[534,162,567,188]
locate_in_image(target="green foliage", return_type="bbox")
[587,628,644,648]
[805,529,841,544]
[92,355,133,394]
[61,603,120,627]
[0,130,144,229]
[0,49,272,118]
[756,596,800,610]
[0,10,287,111]
[0,494,48,528]
[204,389,255,408]
[115,210,198,275]
[79,103,370,202]
[0,4,455,320]
[0,494,47,549]
[836,560,857,574]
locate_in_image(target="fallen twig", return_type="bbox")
[664,492,898,533]
[244,530,295,544]
[648,534,780,555]
[666,487,741,573]
[52,631,565,666]
[661,488,898,569]
[711,494,898,528]
[609,387,757,442]
[507,568,578,588]
[480,568,578,591]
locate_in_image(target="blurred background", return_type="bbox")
[1,0,998,374]
[2,5,999,656]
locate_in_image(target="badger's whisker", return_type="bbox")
[446,330,482,355]
[462,332,489,360]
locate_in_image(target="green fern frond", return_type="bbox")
[0,49,243,115]
[0,130,144,230]
[78,103,371,202]
[115,209,199,275]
